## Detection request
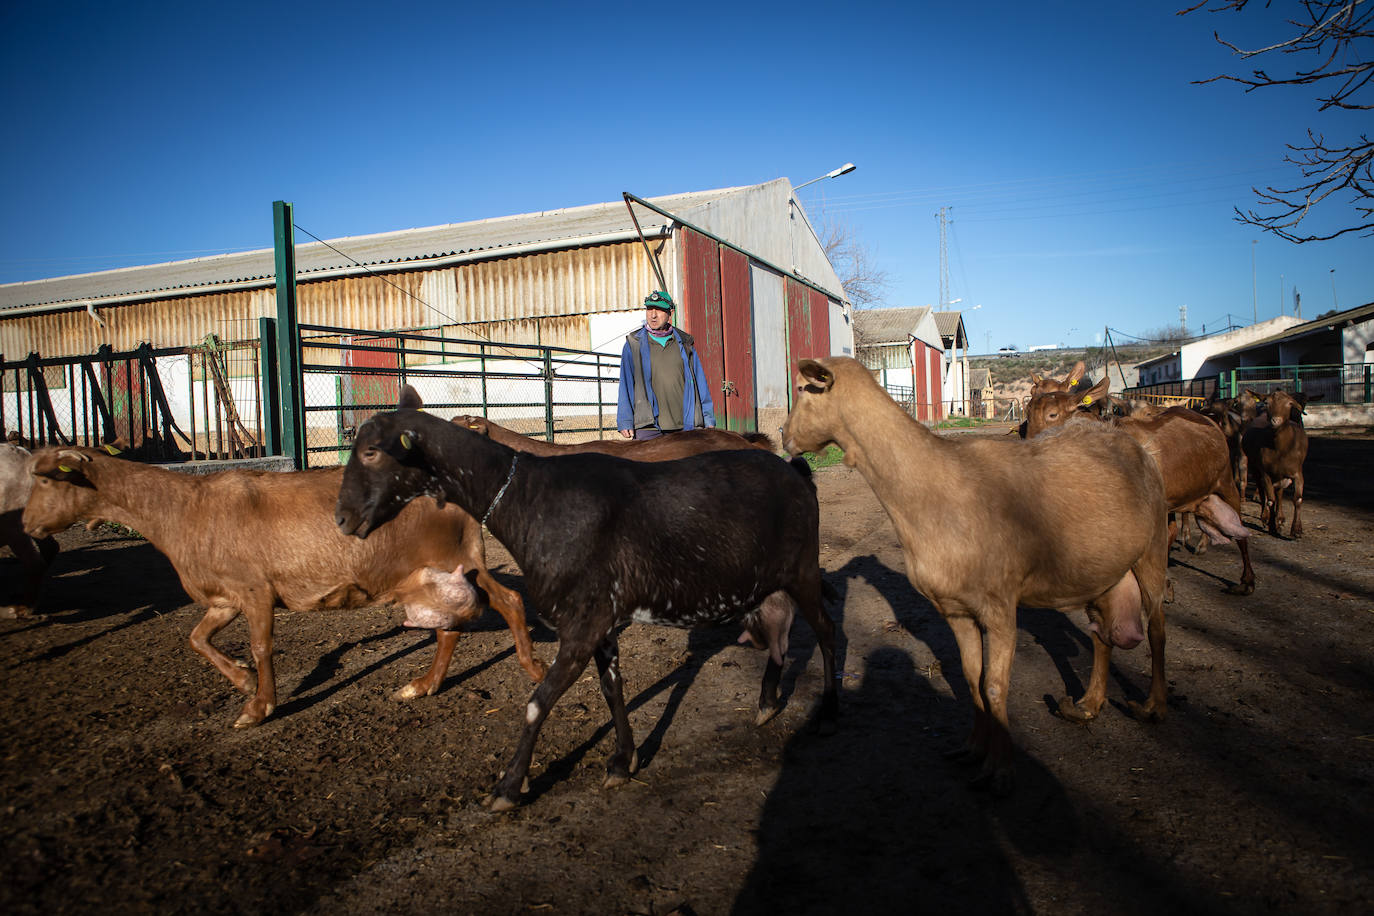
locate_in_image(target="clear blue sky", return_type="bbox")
[2,0,1369,353]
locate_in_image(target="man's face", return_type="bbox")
[645,306,671,331]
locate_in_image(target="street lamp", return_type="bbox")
[1330,269,1338,309]
[793,162,857,192]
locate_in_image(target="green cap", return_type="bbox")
[644,290,675,310]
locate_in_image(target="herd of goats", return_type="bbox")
[0,356,1312,805]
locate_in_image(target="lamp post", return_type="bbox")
[793,162,857,192]
[1330,269,1338,310]
[790,162,856,275]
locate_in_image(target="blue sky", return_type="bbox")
[2,0,1369,353]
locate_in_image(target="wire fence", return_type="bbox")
[297,324,621,467]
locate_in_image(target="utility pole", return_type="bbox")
[937,207,950,309]
[1251,240,1258,324]
[1330,269,1338,310]
[1280,274,1284,315]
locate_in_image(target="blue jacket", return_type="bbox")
[617,325,716,431]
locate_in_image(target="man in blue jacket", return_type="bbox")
[617,290,715,439]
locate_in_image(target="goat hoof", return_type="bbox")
[1226,581,1255,596]
[392,682,431,701]
[1056,696,1096,724]
[1128,699,1166,723]
[484,794,519,813]
[755,704,781,727]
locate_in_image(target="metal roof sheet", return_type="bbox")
[853,306,932,347]
[0,185,757,312]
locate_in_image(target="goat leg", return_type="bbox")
[233,599,278,728]
[188,602,252,696]
[394,629,461,700]
[942,614,990,763]
[968,622,1016,796]
[1289,473,1304,538]
[1059,629,1112,724]
[1127,599,1169,723]
[487,637,593,812]
[593,635,638,789]
[475,569,546,682]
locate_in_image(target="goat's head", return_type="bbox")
[336,385,442,539]
[1023,376,1110,438]
[23,447,110,538]
[782,358,842,457]
[1262,389,1304,429]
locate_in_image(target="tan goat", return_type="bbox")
[783,356,1170,794]
[22,447,546,727]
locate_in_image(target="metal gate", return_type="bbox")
[1,337,266,460]
[297,324,621,467]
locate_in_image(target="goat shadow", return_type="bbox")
[733,645,1071,915]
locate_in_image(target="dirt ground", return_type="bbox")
[2,428,1372,915]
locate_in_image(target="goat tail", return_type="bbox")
[743,431,777,451]
[788,456,814,482]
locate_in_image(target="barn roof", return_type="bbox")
[853,307,932,347]
[0,185,759,314]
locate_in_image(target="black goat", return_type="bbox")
[335,387,838,811]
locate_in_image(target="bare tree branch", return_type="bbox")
[820,221,889,307]
[1181,0,1374,241]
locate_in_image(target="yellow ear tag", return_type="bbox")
[1081,395,1094,406]
[1069,379,1079,387]
[400,433,413,450]
[103,444,122,455]
[58,465,73,473]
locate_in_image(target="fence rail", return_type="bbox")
[1125,364,1374,407]
[298,324,621,468]
[1,338,266,460]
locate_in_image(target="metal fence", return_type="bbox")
[1125,364,1374,407]
[1221,363,1374,405]
[0,337,266,460]
[297,324,621,467]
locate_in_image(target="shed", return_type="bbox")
[0,179,851,438]
[933,309,971,416]
[852,307,945,421]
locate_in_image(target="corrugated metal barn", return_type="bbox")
[0,179,852,442]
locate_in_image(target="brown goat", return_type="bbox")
[1240,389,1309,538]
[451,416,775,458]
[783,357,1170,795]
[1,444,58,618]
[1024,376,1254,595]
[22,447,545,727]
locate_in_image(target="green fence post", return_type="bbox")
[258,318,281,455]
[273,200,304,468]
[544,349,555,442]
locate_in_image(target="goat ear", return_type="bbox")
[36,449,91,481]
[1081,377,1110,406]
[1067,361,1086,384]
[398,385,423,411]
[797,359,834,392]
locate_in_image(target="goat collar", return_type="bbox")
[481,453,519,528]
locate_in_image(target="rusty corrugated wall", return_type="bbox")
[1,240,660,359]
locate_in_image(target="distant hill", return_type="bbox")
[969,345,1176,405]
